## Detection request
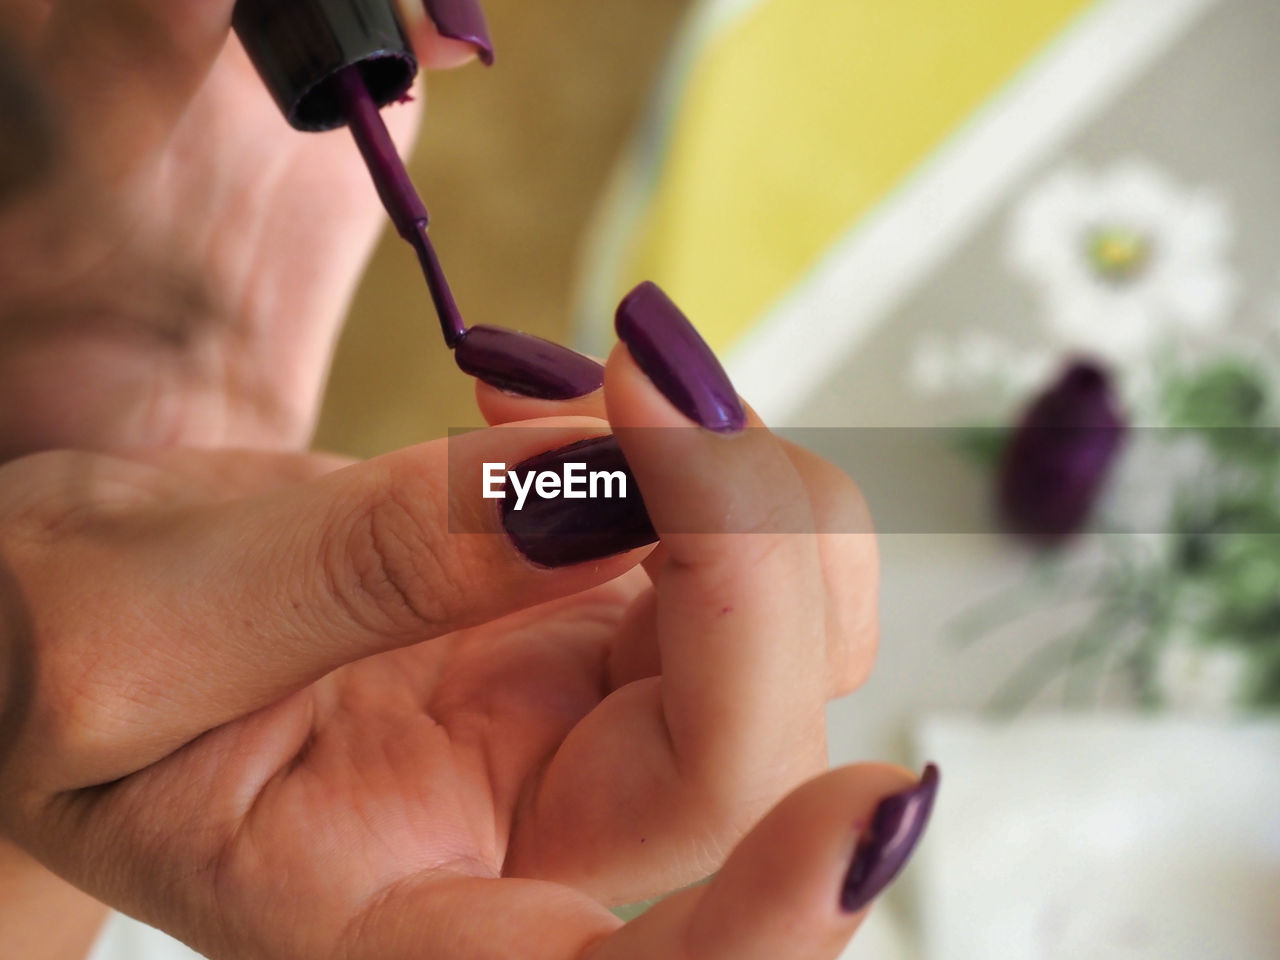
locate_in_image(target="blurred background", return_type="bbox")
[319,0,1280,958]
[316,0,690,453]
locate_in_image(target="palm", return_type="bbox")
[156,575,687,957]
[115,43,423,443]
[1,28,424,449]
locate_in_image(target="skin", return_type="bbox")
[0,352,890,960]
[0,2,905,958]
[0,0,473,454]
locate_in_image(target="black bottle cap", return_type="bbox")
[233,0,418,132]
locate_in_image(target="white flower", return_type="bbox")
[908,332,1054,400]
[1152,639,1249,715]
[1007,159,1238,362]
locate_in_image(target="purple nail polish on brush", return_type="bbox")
[501,437,657,567]
[840,764,940,914]
[615,282,747,434]
[422,0,496,65]
[456,326,604,400]
[331,65,468,346]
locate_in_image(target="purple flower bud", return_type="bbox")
[997,360,1126,544]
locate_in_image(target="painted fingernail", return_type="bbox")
[423,0,496,65]
[455,326,604,400]
[615,282,746,434]
[840,764,940,914]
[501,436,657,567]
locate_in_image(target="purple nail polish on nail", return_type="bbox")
[456,326,604,400]
[501,436,657,567]
[840,764,940,914]
[422,0,496,65]
[615,282,746,434]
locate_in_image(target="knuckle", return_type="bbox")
[329,470,465,637]
[813,473,880,699]
[824,544,880,698]
[7,627,136,804]
[831,617,879,697]
[819,461,876,536]
[31,650,117,760]
[0,527,86,807]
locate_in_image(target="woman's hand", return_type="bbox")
[0,0,483,456]
[0,290,924,959]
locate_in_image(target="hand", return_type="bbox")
[0,0,480,455]
[0,299,909,958]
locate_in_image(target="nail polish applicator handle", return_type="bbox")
[232,0,467,346]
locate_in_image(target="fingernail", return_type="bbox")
[501,436,657,567]
[840,764,940,914]
[455,326,604,400]
[423,0,496,65]
[615,282,746,434]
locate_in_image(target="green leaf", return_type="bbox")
[952,425,1010,470]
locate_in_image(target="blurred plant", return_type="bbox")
[954,357,1280,715]
[925,157,1279,714]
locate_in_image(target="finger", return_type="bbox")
[506,290,848,899]
[40,1,232,170]
[604,324,830,798]
[341,764,935,960]
[474,367,608,426]
[776,439,880,697]
[400,0,494,70]
[17,421,648,791]
[605,443,880,697]
[38,0,477,180]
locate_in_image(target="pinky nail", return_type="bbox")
[840,764,940,914]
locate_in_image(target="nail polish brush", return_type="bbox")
[331,64,466,346]
[232,0,468,346]
[330,65,604,398]
[233,0,605,399]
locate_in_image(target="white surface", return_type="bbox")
[914,715,1280,960]
[87,913,206,960]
